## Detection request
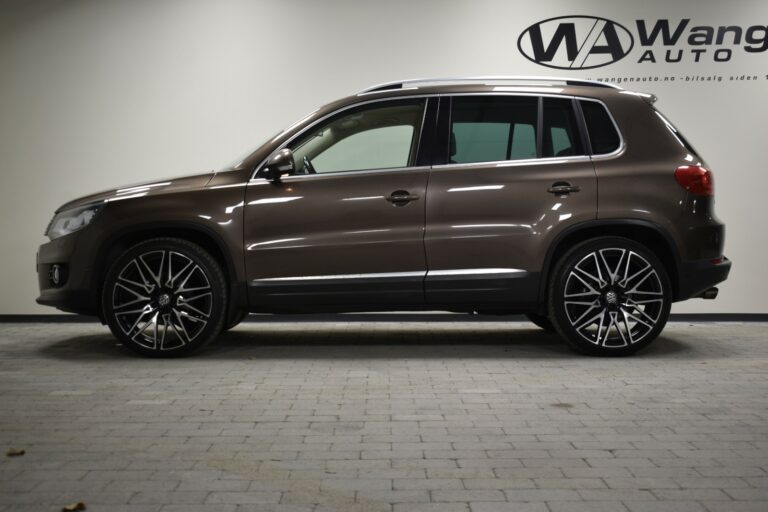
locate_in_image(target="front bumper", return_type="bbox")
[676,256,732,301]
[36,288,97,314]
[36,232,99,316]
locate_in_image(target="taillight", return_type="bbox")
[675,165,713,196]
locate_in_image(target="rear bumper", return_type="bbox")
[676,256,732,301]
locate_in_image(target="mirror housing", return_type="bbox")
[263,148,295,182]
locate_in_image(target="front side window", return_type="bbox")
[450,96,538,164]
[289,100,425,174]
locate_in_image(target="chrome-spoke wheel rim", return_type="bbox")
[564,248,664,347]
[112,250,212,351]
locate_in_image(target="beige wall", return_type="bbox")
[1,0,766,314]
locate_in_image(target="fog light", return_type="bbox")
[49,264,64,287]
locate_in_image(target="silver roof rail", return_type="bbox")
[359,76,622,94]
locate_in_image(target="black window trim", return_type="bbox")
[536,96,544,159]
[415,97,440,167]
[573,98,592,156]
[433,95,451,166]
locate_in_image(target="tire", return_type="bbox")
[102,237,227,357]
[548,236,671,356]
[525,312,554,331]
[223,309,248,332]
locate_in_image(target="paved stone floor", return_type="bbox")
[0,318,767,512]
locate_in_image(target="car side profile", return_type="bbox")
[37,77,731,357]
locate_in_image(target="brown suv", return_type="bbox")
[36,77,731,357]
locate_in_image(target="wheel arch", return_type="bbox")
[538,219,681,311]
[93,221,247,322]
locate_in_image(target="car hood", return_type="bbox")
[56,171,215,212]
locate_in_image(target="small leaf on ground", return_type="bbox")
[6,448,25,457]
[62,502,86,511]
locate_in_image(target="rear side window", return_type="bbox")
[450,97,538,164]
[579,100,621,154]
[542,98,583,158]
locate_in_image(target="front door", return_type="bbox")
[424,94,598,307]
[244,98,432,311]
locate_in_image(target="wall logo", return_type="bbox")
[518,15,768,69]
[517,15,634,70]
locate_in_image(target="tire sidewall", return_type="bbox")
[102,238,227,357]
[548,236,671,356]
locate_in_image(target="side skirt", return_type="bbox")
[247,269,541,314]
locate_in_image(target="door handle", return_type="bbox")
[385,190,420,205]
[548,182,581,195]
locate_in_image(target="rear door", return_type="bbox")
[424,94,597,307]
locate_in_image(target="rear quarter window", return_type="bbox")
[579,100,621,155]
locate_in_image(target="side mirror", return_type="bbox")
[263,148,295,182]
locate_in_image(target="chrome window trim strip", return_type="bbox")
[251,268,526,283]
[249,92,625,182]
[277,166,431,182]
[432,155,591,172]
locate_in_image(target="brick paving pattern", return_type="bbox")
[0,319,766,511]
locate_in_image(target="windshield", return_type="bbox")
[219,133,281,171]
[220,107,323,172]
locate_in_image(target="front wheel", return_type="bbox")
[548,237,671,356]
[102,238,228,357]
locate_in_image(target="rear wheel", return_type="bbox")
[548,237,671,356]
[102,238,227,357]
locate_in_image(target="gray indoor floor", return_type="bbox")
[0,319,767,512]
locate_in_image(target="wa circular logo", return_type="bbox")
[518,15,634,70]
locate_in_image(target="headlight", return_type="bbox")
[46,204,102,240]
